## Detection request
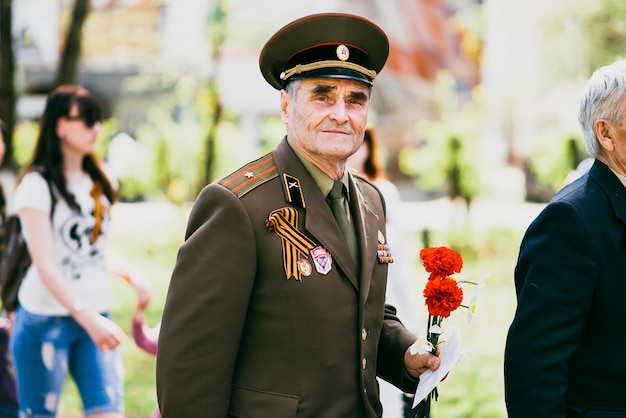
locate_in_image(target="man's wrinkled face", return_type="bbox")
[281,78,371,166]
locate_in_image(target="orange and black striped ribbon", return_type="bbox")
[90,181,109,244]
[266,207,316,280]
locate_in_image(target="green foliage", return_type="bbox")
[12,118,119,172]
[260,116,285,154]
[528,135,586,194]
[111,71,249,202]
[539,0,626,74]
[399,72,482,203]
[11,72,251,205]
[207,0,228,49]
[585,0,626,71]
[12,121,38,168]
[126,73,206,201]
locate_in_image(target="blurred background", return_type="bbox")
[1,0,625,416]
[5,0,625,204]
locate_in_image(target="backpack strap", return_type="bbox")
[45,178,57,218]
[33,168,57,219]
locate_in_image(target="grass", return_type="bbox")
[56,200,527,418]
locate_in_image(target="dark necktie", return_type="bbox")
[326,181,359,270]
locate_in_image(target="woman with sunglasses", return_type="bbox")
[9,85,152,418]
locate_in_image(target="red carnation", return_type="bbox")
[420,246,463,280]
[423,277,464,318]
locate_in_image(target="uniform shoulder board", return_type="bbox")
[218,152,278,198]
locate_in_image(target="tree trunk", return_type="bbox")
[201,0,227,189]
[0,0,17,169]
[203,80,222,187]
[56,0,89,86]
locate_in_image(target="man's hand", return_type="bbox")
[404,347,441,378]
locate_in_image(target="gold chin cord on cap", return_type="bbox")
[279,60,377,83]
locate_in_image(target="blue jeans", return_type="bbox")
[10,308,124,418]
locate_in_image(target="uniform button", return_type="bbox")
[362,358,367,369]
[361,328,367,341]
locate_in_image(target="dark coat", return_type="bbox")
[156,138,417,418]
[504,159,626,418]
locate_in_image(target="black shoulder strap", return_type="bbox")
[33,167,57,219]
[45,178,57,218]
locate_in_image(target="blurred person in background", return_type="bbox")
[156,13,440,418]
[0,118,18,418]
[347,127,421,418]
[504,59,626,417]
[9,85,152,418]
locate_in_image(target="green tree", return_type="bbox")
[400,71,481,206]
[201,0,228,190]
[56,0,90,86]
[585,0,626,70]
[0,0,91,170]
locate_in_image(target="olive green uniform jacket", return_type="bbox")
[156,138,418,418]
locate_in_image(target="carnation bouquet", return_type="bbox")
[412,246,485,418]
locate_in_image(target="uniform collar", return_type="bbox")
[609,167,626,188]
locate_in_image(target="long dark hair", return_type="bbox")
[24,85,116,211]
[0,119,7,221]
[362,127,386,181]
[0,118,7,145]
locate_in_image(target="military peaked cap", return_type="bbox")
[259,13,390,90]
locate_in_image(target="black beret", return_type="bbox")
[259,13,390,90]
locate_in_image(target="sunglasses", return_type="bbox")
[64,114,102,128]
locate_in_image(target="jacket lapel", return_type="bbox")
[350,174,381,304]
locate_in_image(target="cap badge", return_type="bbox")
[336,44,350,61]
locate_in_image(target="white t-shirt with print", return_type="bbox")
[12,172,113,316]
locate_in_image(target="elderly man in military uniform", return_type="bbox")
[156,13,440,418]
